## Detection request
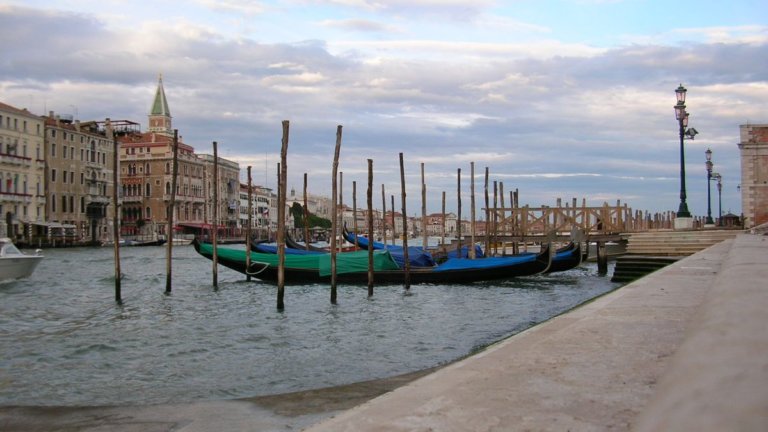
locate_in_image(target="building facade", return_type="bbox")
[0,102,45,241]
[738,124,768,228]
[117,76,240,237]
[42,114,116,243]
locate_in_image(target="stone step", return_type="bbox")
[611,256,680,282]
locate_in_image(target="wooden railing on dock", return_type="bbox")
[489,198,677,241]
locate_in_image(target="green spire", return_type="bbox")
[151,74,171,116]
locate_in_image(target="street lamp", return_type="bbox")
[713,173,722,226]
[674,84,698,218]
[705,148,714,225]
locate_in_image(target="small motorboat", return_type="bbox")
[0,237,43,281]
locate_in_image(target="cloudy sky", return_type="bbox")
[1,1,766,219]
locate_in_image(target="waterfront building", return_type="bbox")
[42,113,116,244]
[117,76,240,238]
[738,124,768,228]
[0,102,45,241]
[238,183,277,238]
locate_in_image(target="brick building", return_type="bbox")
[738,124,768,228]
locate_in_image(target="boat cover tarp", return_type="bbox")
[346,229,483,259]
[199,242,322,270]
[254,243,325,255]
[432,254,536,272]
[198,242,400,275]
[318,250,401,276]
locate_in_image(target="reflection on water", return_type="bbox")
[0,245,619,406]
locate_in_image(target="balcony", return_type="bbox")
[0,153,33,167]
[122,195,143,203]
[0,192,33,204]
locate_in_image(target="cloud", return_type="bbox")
[319,18,400,33]
[0,3,765,216]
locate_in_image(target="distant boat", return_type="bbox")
[0,238,43,281]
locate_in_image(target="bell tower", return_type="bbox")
[148,74,172,136]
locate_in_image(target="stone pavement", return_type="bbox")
[305,234,767,431]
[2,234,766,431]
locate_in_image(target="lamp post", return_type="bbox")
[705,148,714,225]
[713,173,722,226]
[674,84,698,221]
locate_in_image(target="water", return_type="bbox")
[0,245,619,407]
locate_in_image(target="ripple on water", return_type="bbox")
[0,246,619,406]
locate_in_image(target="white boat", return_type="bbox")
[0,238,44,281]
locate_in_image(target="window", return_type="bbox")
[51,169,57,182]
[81,149,84,160]
[146,207,151,219]
[80,173,84,184]
[70,146,75,159]
[51,194,56,212]
[51,143,56,157]
[50,129,56,138]
[145,182,151,196]
[69,196,74,214]
[70,171,74,184]
[165,182,171,195]
[62,170,67,184]
[61,195,67,213]
[81,197,85,213]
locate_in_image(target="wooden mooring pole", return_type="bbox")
[381,184,387,246]
[166,129,179,293]
[421,163,427,251]
[212,141,219,289]
[470,162,476,259]
[399,153,410,290]
[277,121,289,310]
[330,125,342,304]
[456,168,463,257]
[367,159,374,296]
[246,166,253,281]
[108,119,121,305]
[353,180,359,250]
[303,173,309,251]
[597,241,608,275]
[484,167,490,256]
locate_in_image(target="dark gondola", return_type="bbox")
[193,238,552,285]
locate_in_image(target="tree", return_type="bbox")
[289,202,331,229]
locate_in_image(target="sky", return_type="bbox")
[1,0,767,219]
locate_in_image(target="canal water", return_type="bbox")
[0,245,619,407]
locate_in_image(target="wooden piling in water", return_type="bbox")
[493,180,498,256]
[421,163,427,251]
[352,180,359,250]
[399,153,410,290]
[484,167,490,256]
[367,159,374,296]
[108,119,121,304]
[456,168,462,256]
[597,241,608,275]
[391,195,396,242]
[303,173,310,251]
[166,129,179,293]
[277,121,289,310]
[381,184,387,246]
[212,141,219,289]
[470,162,476,259]
[246,166,253,281]
[330,125,342,304]
[499,182,505,256]
[441,191,446,252]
